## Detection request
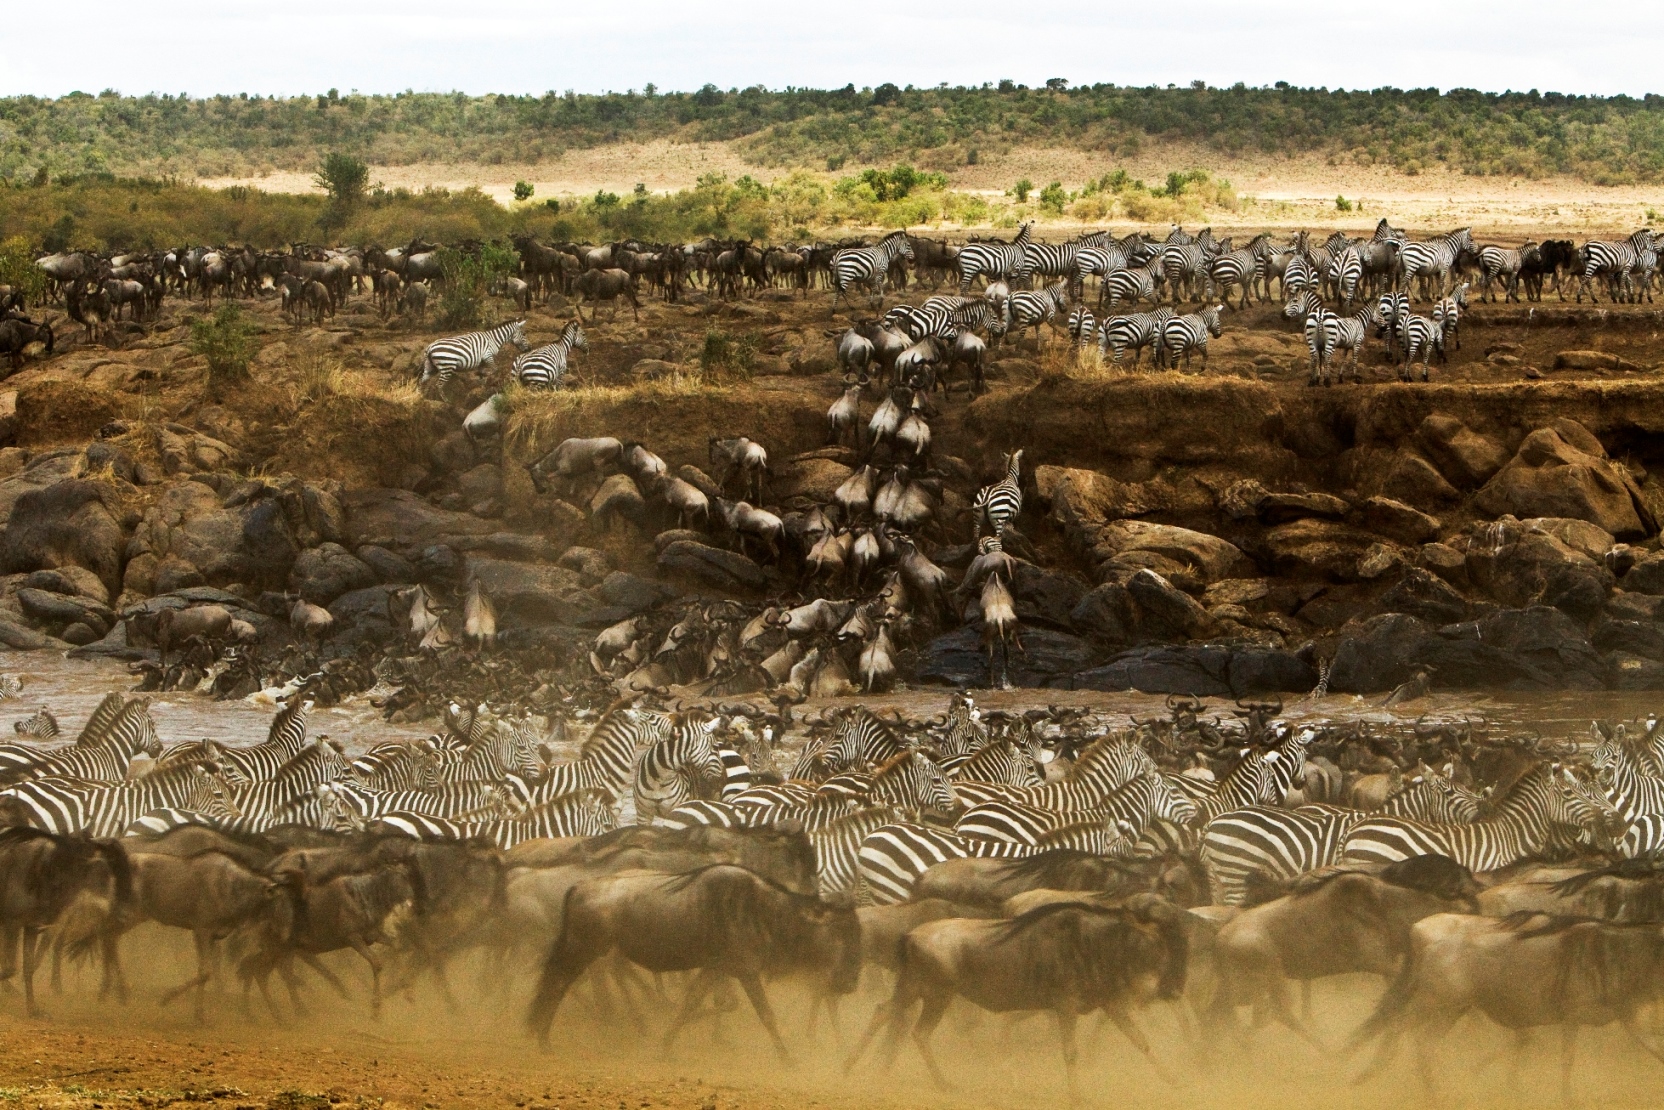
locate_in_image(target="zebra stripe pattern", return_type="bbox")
[1160,305,1224,371]
[831,232,914,311]
[956,223,1034,293]
[972,449,1024,542]
[1099,308,1172,368]
[512,320,586,389]
[419,320,530,386]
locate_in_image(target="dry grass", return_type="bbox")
[502,374,731,457]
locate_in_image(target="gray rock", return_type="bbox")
[154,555,204,594]
[1070,583,1135,646]
[599,571,674,614]
[457,464,501,506]
[84,442,137,485]
[1377,568,1470,625]
[1363,497,1441,545]
[1611,653,1664,690]
[1417,414,1509,488]
[559,546,613,581]
[341,488,496,553]
[1258,491,1351,524]
[356,545,415,583]
[917,626,1097,687]
[0,618,53,650]
[656,541,767,592]
[1594,620,1664,661]
[464,555,587,623]
[1476,425,1652,539]
[1624,551,1664,596]
[1010,563,1089,631]
[1077,646,1318,698]
[0,479,127,598]
[1126,569,1213,641]
[328,585,400,647]
[17,588,113,637]
[290,543,377,605]
[1259,519,1384,582]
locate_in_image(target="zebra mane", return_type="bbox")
[74,693,126,747]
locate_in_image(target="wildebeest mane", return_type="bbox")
[988,849,1142,891]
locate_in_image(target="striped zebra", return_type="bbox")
[1025,239,1091,293]
[1186,728,1313,827]
[831,232,914,313]
[373,787,618,848]
[12,708,57,740]
[1309,308,1374,385]
[1065,307,1096,347]
[1159,241,1216,304]
[950,297,1009,340]
[321,776,529,830]
[219,737,356,831]
[1100,264,1161,311]
[1632,247,1659,303]
[0,759,230,837]
[512,320,587,390]
[526,705,672,805]
[1400,313,1444,381]
[450,718,544,781]
[1201,771,1483,905]
[1590,724,1664,824]
[956,223,1034,294]
[1076,244,1131,296]
[1375,291,1410,363]
[1207,234,1270,310]
[932,692,988,761]
[418,320,529,388]
[1006,284,1069,346]
[633,713,725,824]
[1099,308,1173,369]
[955,733,1153,810]
[1434,282,1468,352]
[856,814,1124,904]
[1330,245,1365,310]
[810,805,905,896]
[971,449,1024,542]
[8,698,160,784]
[352,738,443,791]
[954,767,1197,848]
[1577,229,1656,303]
[1159,305,1224,371]
[1479,243,1534,303]
[159,698,312,782]
[1400,228,1475,302]
[944,723,1044,790]
[1281,252,1318,300]
[1340,764,1618,869]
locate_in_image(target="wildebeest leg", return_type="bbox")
[844,996,899,1073]
[736,971,793,1063]
[346,936,384,1018]
[662,968,719,1054]
[20,928,45,1017]
[1618,1011,1664,1066]
[1102,1003,1173,1083]
[1299,979,1313,1023]
[1053,1009,1082,1103]
[101,926,129,1004]
[159,932,216,1022]
[278,955,310,1019]
[907,987,955,1089]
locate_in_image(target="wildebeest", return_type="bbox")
[526,436,624,497]
[1351,911,1664,1101]
[0,827,132,1015]
[0,317,53,373]
[846,896,1190,1096]
[523,864,860,1057]
[154,604,233,665]
[1206,854,1480,1049]
[572,268,642,321]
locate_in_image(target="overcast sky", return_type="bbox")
[4,2,1661,99]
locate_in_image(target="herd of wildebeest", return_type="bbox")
[0,680,1663,1100]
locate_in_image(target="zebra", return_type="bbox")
[0,760,231,837]
[1633,247,1660,303]
[1066,307,1096,347]
[831,232,914,313]
[1312,308,1374,385]
[856,813,1125,904]
[971,449,1024,542]
[12,708,57,740]
[1400,313,1444,381]
[956,222,1034,294]
[352,738,443,791]
[1099,309,1173,369]
[418,320,529,388]
[526,705,672,805]
[159,699,313,783]
[1183,727,1313,828]
[450,718,544,781]
[221,737,356,831]
[1303,305,1333,385]
[1577,229,1656,303]
[1006,284,1069,347]
[633,712,725,825]
[1207,234,1270,310]
[945,723,1045,790]
[1259,238,1302,301]
[1330,245,1365,310]
[1434,281,1468,352]
[954,733,1153,810]
[1025,239,1090,294]
[1399,228,1475,302]
[954,767,1197,849]
[1075,244,1131,299]
[1478,243,1534,303]
[1159,241,1216,304]
[1100,264,1161,311]
[1159,305,1224,371]
[932,692,988,761]
[1375,291,1410,363]
[376,787,618,848]
[810,805,905,896]
[1590,724,1664,826]
[1200,771,1484,906]
[1340,764,1619,870]
[11,698,160,783]
[789,706,912,781]
[512,320,586,390]
[322,776,528,830]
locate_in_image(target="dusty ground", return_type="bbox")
[196,142,1664,236]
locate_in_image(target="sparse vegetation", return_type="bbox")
[435,243,517,329]
[513,180,535,201]
[10,85,1664,185]
[189,304,257,393]
[699,329,758,381]
[0,235,46,301]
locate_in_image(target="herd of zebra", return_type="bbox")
[7,684,1664,1095]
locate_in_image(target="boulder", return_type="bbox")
[1327,613,1434,692]
[1417,415,1508,488]
[1362,497,1441,545]
[1608,591,1664,622]
[84,442,137,485]
[239,498,300,587]
[1466,524,1599,608]
[1611,653,1664,690]
[1594,619,1664,661]
[773,456,853,505]
[558,546,613,581]
[1259,518,1385,581]
[456,464,501,506]
[1475,425,1651,539]
[289,543,377,605]
[656,541,767,592]
[1033,465,1172,540]
[17,588,112,638]
[0,617,53,650]
[1468,606,1605,687]
[1416,542,1468,586]
[1258,491,1351,524]
[463,555,586,624]
[153,555,204,594]
[356,545,415,583]
[1205,578,1271,607]
[590,473,648,528]
[21,567,108,604]
[342,488,496,553]
[1540,563,1614,622]
[1555,350,1638,372]
[1218,479,1270,521]
[1380,448,1462,507]
[1377,567,1470,625]
[916,626,1096,688]
[598,572,675,615]
[1091,521,1252,586]
[1625,551,1664,596]
[1076,645,1315,697]
[327,585,400,648]
[1069,583,1135,646]
[1522,517,1615,561]
[1126,569,1213,641]
[1010,563,1089,631]
[0,479,127,598]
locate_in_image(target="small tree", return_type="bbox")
[435,243,517,330]
[513,180,534,201]
[1011,178,1034,203]
[190,305,257,394]
[0,237,46,305]
[315,152,370,206]
[1039,181,1068,214]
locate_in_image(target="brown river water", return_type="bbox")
[2,649,1655,755]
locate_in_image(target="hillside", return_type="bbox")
[7,83,1664,185]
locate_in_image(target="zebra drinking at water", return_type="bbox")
[512,320,586,390]
[418,320,529,389]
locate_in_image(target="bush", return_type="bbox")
[513,180,534,201]
[699,329,756,381]
[1011,178,1034,203]
[1336,194,1353,212]
[435,243,517,330]
[1038,181,1068,214]
[0,236,46,303]
[189,305,258,392]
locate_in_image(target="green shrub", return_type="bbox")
[189,304,258,391]
[1011,178,1034,203]
[1038,181,1068,214]
[0,236,46,303]
[1336,194,1353,212]
[513,180,534,201]
[699,329,756,380]
[435,242,517,329]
